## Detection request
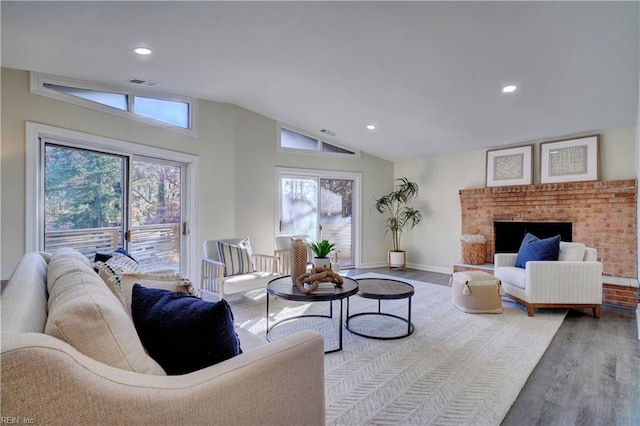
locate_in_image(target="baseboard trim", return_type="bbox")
[405,263,451,275]
[356,262,451,275]
[357,261,388,269]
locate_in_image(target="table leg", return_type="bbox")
[407,296,412,335]
[345,295,414,340]
[338,298,343,351]
[265,293,270,342]
[346,295,351,329]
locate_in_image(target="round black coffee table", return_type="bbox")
[266,275,358,353]
[346,278,415,340]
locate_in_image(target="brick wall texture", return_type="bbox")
[459,179,637,278]
[603,284,638,309]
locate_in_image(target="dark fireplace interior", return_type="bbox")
[494,221,573,253]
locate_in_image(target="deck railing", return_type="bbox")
[45,223,180,271]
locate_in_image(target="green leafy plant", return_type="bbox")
[375,177,423,252]
[310,239,336,258]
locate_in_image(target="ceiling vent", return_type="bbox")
[127,77,159,87]
[320,128,337,137]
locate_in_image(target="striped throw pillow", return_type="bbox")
[217,240,253,276]
[94,253,144,304]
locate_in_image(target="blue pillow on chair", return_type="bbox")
[515,233,561,268]
[131,284,242,375]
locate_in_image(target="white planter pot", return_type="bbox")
[388,251,406,269]
[312,257,331,269]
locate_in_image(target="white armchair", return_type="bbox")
[494,242,603,318]
[201,238,280,300]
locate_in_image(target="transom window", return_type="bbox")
[43,83,129,111]
[133,96,190,129]
[278,125,360,158]
[31,73,195,135]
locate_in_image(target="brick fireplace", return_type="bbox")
[459,179,638,308]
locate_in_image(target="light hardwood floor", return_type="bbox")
[344,267,640,426]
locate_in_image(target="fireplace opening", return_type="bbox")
[494,221,572,253]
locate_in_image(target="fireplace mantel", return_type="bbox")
[459,179,637,279]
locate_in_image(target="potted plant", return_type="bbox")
[309,239,335,269]
[375,177,423,270]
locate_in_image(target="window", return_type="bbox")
[26,122,200,281]
[276,167,362,269]
[134,96,190,129]
[31,73,196,135]
[43,83,128,111]
[278,125,360,158]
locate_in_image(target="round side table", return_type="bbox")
[346,278,415,340]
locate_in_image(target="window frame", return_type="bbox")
[275,166,362,268]
[25,121,200,281]
[277,123,361,159]
[30,72,197,136]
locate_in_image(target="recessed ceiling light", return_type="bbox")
[502,84,517,94]
[134,47,152,55]
[366,124,376,130]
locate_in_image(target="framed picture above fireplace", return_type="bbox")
[540,134,599,184]
[485,144,533,187]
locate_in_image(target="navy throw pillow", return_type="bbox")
[131,284,242,375]
[94,247,138,264]
[515,233,561,268]
[93,252,112,263]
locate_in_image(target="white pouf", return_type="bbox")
[451,270,503,314]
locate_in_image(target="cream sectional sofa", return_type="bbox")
[1,249,326,425]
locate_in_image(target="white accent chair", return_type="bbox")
[494,242,603,318]
[201,238,280,300]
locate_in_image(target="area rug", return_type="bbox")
[228,272,566,425]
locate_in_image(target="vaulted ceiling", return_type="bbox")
[2,1,638,161]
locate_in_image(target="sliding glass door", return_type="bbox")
[318,178,354,267]
[278,169,359,268]
[280,176,318,238]
[43,142,184,271]
[130,157,183,270]
[44,144,127,254]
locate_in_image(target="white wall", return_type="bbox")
[395,126,638,274]
[0,68,233,278]
[2,65,635,278]
[0,68,393,278]
[233,108,393,266]
[0,67,3,281]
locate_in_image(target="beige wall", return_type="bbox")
[0,68,393,279]
[2,66,635,278]
[395,127,638,274]
[233,109,393,266]
[0,68,3,280]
